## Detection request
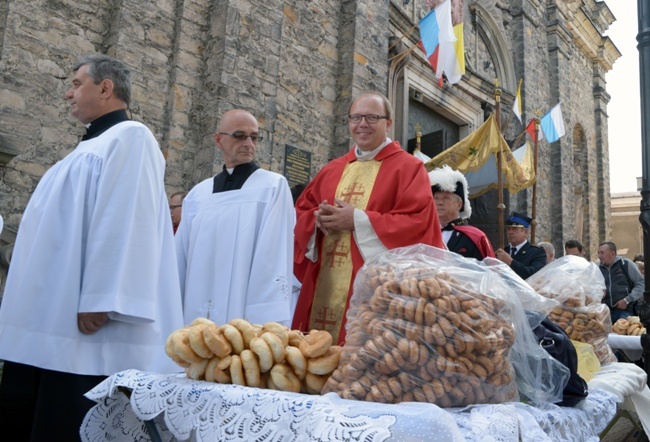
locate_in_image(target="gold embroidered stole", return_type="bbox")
[309,160,381,342]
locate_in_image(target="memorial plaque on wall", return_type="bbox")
[283,144,312,188]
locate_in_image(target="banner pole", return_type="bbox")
[495,79,505,249]
[388,24,419,52]
[510,127,528,149]
[530,118,540,244]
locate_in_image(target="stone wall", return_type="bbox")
[489,0,615,257]
[0,0,619,291]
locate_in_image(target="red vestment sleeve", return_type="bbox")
[364,147,443,250]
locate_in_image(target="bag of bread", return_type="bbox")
[323,244,568,407]
[480,257,558,315]
[526,255,617,364]
[526,255,605,306]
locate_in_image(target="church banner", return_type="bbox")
[424,114,536,197]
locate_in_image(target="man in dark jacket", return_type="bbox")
[495,212,547,279]
[598,241,644,322]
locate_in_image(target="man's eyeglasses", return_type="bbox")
[348,114,389,124]
[219,132,263,142]
[169,204,182,210]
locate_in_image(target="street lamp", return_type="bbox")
[636,0,650,382]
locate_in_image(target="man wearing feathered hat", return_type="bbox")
[429,165,495,260]
[495,211,547,279]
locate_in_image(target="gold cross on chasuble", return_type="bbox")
[310,160,381,342]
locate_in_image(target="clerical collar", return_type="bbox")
[441,218,467,231]
[355,138,391,161]
[213,162,260,193]
[83,109,129,141]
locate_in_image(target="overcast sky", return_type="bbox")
[606,2,642,194]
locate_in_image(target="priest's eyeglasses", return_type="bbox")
[219,132,263,142]
[348,114,389,124]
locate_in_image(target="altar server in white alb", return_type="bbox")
[176,109,295,326]
[0,54,184,440]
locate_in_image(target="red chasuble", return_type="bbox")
[292,141,444,344]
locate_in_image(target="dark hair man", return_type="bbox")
[0,54,183,440]
[565,239,585,257]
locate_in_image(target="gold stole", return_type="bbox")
[309,160,381,342]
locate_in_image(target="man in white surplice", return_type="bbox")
[176,109,295,326]
[0,55,184,440]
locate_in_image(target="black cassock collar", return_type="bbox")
[83,109,129,141]
[213,162,260,193]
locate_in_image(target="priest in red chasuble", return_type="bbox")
[292,91,444,344]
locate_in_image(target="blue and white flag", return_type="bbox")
[540,103,565,143]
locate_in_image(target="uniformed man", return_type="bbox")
[495,212,547,279]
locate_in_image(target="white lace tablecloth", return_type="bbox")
[81,369,617,442]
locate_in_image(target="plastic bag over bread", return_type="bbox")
[322,244,568,406]
[526,255,617,365]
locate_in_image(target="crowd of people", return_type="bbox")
[0,53,645,439]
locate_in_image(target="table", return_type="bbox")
[81,369,618,442]
[607,333,643,361]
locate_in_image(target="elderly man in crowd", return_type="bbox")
[538,241,555,263]
[292,91,443,344]
[429,165,494,260]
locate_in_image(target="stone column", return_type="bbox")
[545,0,573,248]
[198,0,285,177]
[331,0,392,159]
[592,62,612,247]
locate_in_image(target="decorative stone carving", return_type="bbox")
[467,0,508,40]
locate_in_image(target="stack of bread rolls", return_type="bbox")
[322,265,518,407]
[165,318,341,394]
[612,316,646,336]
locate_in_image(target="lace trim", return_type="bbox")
[82,370,618,442]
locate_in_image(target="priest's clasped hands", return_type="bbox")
[314,198,355,235]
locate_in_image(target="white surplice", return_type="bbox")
[176,169,294,326]
[0,121,184,375]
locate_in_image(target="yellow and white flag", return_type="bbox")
[424,114,535,197]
